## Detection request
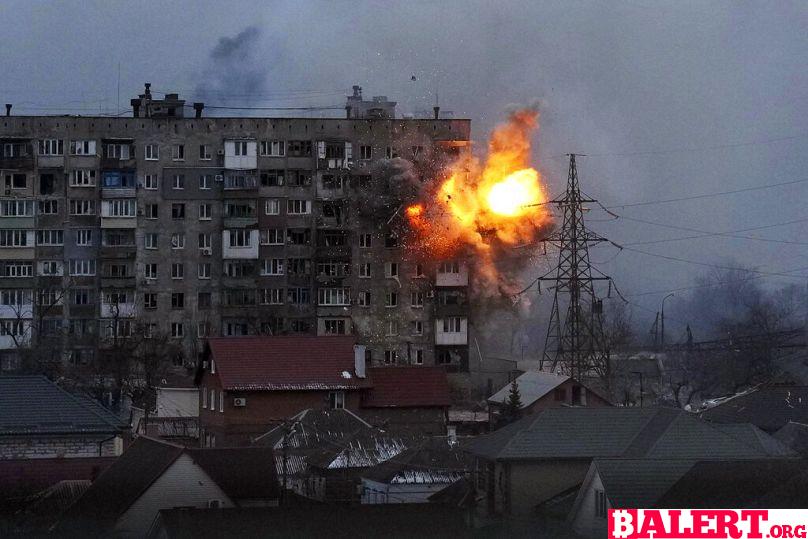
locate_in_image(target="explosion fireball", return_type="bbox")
[405,108,552,292]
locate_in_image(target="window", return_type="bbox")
[171,233,185,249]
[384,350,398,365]
[224,289,256,307]
[386,321,398,336]
[359,263,371,278]
[35,230,63,246]
[75,229,92,246]
[144,293,157,310]
[197,322,210,338]
[199,144,211,160]
[359,145,372,159]
[69,199,95,215]
[385,146,395,159]
[595,490,608,519]
[357,291,371,307]
[264,199,280,215]
[260,169,285,187]
[385,234,399,248]
[228,229,252,248]
[171,293,185,309]
[385,291,398,307]
[439,261,461,274]
[0,200,32,217]
[69,259,96,276]
[219,390,224,413]
[8,173,27,189]
[199,174,211,190]
[146,204,159,219]
[144,174,158,189]
[172,174,185,189]
[260,228,284,245]
[287,140,312,157]
[38,200,58,215]
[171,203,185,219]
[145,233,158,249]
[144,144,159,160]
[260,288,284,305]
[202,386,207,408]
[411,291,424,308]
[286,199,311,215]
[321,174,343,190]
[70,140,96,155]
[105,143,131,159]
[287,229,311,246]
[414,263,425,277]
[2,261,33,278]
[318,288,350,306]
[414,349,424,365]
[224,173,257,189]
[329,391,345,410]
[261,258,284,276]
[411,320,423,336]
[287,258,311,276]
[39,139,64,156]
[39,261,62,276]
[224,261,254,278]
[359,233,372,248]
[171,322,184,338]
[286,287,310,304]
[442,317,463,333]
[0,230,28,247]
[172,144,185,161]
[198,233,212,249]
[72,289,91,305]
[385,262,399,278]
[287,170,312,187]
[234,141,249,156]
[69,169,96,187]
[198,292,212,309]
[40,174,56,196]
[144,263,157,280]
[0,289,32,306]
[260,140,285,156]
[223,201,256,219]
[355,175,371,189]
[198,262,211,279]
[171,263,184,279]
[103,199,136,217]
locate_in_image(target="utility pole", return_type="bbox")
[661,293,674,350]
[650,312,660,350]
[539,154,616,381]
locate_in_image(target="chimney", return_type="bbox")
[352,85,362,98]
[4,104,11,117]
[144,82,151,97]
[354,345,366,379]
[433,106,440,120]
[193,102,205,118]
[345,105,352,119]
[130,99,141,118]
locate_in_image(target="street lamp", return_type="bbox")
[661,293,675,350]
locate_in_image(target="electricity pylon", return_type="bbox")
[539,154,613,380]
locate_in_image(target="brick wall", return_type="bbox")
[0,435,119,460]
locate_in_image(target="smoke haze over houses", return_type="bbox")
[1,0,806,340]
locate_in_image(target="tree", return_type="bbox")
[502,379,523,421]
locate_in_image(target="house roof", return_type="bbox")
[363,366,451,408]
[487,371,569,409]
[465,407,795,461]
[0,375,128,436]
[656,459,808,508]
[774,421,808,457]
[205,336,367,391]
[150,505,470,539]
[57,437,279,533]
[361,437,470,485]
[700,385,808,432]
[593,459,696,509]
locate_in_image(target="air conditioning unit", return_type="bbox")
[217,149,225,155]
[200,247,212,256]
[233,397,247,407]
[214,175,224,182]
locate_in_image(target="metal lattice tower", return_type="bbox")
[539,154,612,380]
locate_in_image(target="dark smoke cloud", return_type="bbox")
[195,26,267,102]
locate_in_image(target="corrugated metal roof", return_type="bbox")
[363,367,451,408]
[0,375,128,436]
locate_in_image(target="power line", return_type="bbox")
[602,177,808,209]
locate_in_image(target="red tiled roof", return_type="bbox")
[207,336,367,391]
[363,367,451,408]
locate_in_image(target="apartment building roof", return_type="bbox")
[364,367,451,408]
[0,375,127,436]
[205,336,367,391]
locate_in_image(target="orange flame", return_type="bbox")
[406,108,551,291]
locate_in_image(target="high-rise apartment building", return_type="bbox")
[0,85,472,375]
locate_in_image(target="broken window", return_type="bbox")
[260,169,285,187]
[287,170,312,187]
[286,228,311,245]
[39,173,55,195]
[287,140,312,157]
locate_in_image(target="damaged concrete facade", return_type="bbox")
[0,87,472,372]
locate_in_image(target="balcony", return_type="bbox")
[100,302,136,319]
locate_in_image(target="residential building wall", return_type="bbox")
[0,434,122,459]
[571,471,609,538]
[156,387,199,417]
[0,106,471,375]
[114,453,234,538]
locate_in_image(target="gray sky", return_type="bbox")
[1,0,807,337]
